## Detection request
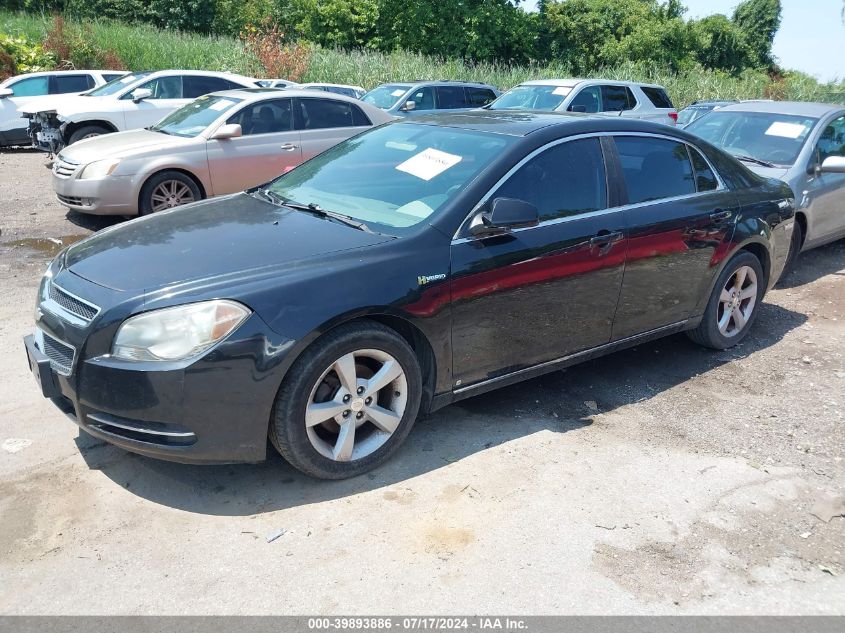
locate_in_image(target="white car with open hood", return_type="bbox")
[19,70,260,152]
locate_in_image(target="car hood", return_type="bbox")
[742,164,791,181]
[58,129,194,163]
[17,94,114,117]
[65,193,393,292]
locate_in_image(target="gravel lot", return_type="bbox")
[1,148,844,614]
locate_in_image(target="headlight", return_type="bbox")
[112,300,250,361]
[79,159,120,180]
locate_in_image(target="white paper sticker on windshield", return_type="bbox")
[552,86,571,96]
[209,99,234,111]
[391,89,406,97]
[765,121,806,139]
[396,148,462,181]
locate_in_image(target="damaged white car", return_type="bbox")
[19,70,260,153]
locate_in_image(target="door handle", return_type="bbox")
[280,143,298,151]
[710,209,733,222]
[590,230,623,247]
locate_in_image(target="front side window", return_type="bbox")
[489,84,571,111]
[8,76,49,97]
[228,99,292,135]
[494,138,608,222]
[436,85,466,109]
[125,75,183,100]
[817,115,845,163]
[267,123,514,234]
[615,136,695,204]
[151,94,242,137]
[601,85,635,112]
[568,86,601,113]
[687,111,817,166]
[406,86,435,111]
[52,74,93,94]
[361,84,411,110]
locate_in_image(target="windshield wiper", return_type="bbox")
[731,153,776,168]
[280,199,373,233]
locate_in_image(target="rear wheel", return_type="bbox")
[687,251,764,349]
[68,124,110,145]
[139,170,201,216]
[269,321,422,479]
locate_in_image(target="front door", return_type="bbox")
[450,137,627,387]
[609,135,738,339]
[121,75,188,130]
[805,113,845,244]
[207,98,301,195]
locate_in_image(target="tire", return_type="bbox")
[782,217,804,277]
[687,251,764,350]
[269,320,422,479]
[67,125,110,145]
[139,170,202,216]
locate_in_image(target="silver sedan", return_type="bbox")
[50,88,394,215]
[687,100,845,268]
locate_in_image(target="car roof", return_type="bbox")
[3,69,125,79]
[402,110,678,137]
[301,82,364,90]
[208,87,376,106]
[687,100,737,107]
[716,100,844,117]
[140,69,257,83]
[380,80,496,89]
[517,78,666,89]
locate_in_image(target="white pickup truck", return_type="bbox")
[19,69,260,152]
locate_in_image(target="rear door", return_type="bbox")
[436,85,469,112]
[450,136,628,387]
[295,97,372,161]
[600,85,637,118]
[609,134,738,339]
[50,74,94,95]
[206,97,300,194]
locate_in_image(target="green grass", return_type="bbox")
[2,9,843,109]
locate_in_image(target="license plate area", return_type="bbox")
[24,333,62,399]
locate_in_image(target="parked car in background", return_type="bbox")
[19,70,260,152]
[25,112,794,479]
[487,79,678,125]
[300,83,366,99]
[361,80,499,115]
[257,79,301,89]
[0,70,127,147]
[50,88,393,216]
[677,100,737,128]
[687,101,845,269]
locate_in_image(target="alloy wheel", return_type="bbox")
[717,265,758,337]
[305,349,408,462]
[150,180,196,212]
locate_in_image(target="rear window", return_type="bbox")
[641,86,674,109]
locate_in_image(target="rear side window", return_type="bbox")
[641,87,674,109]
[615,136,695,204]
[297,98,357,129]
[52,74,93,94]
[494,138,607,222]
[601,85,636,112]
[350,105,371,126]
[689,147,719,192]
[436,85,467,110]
[467,87,497,106]
[183,75,237,98]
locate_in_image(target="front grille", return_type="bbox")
[53,157,78,178]
[48,283,99,321]
[57,193,84,207]
[41,332,75,375]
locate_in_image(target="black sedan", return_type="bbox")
[24,112,795,479]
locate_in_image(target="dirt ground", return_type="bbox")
[0,148,843,615]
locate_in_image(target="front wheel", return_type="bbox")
[139,170,201,215]
[68,124,110,145]
[269,321,422,479]
[687,251,764,349]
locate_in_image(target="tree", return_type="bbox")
[732,0,782,69]
[691,14,753,74]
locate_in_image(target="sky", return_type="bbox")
[522,0,845,82]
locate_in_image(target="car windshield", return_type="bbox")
[361,84,411,109]
[488,85,572,111]
[687,110,818,166]
[266,123,513,234]
[677,106,712,127]
[151,94,243,137]
[84,72,152,97]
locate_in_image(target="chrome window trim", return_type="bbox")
[451,131,728,242]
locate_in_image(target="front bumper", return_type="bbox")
[53,170,138,215]
[24,270,293,464]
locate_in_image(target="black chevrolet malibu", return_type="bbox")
[25,112,795,479]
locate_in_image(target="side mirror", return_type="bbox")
[210,123,242,140]
[569,104,587,113]
[469,197,539,237]
[819,155,845,174]
[0,88,12,99]
[131,88,153,103]
[401,100,416,112]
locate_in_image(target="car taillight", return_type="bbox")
[668,112,678,124]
